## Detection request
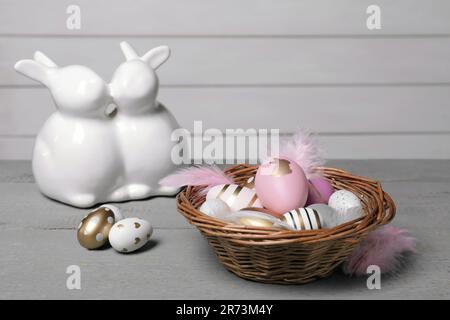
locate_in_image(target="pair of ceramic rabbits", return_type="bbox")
[15,42,181,208]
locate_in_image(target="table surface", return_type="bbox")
[0,160,449,300]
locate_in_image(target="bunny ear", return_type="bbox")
[141,46,170,70]
[120,41,139,61]
[14,59,51,87]
[33,51,57,68]
[120,42,171,68]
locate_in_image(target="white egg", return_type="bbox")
[99,204,124,221]
[109,217,153,253]
[199,199,231,218]
[308,203,339,228]
[328,190,364,225]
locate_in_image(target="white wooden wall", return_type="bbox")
[1,0,450,159]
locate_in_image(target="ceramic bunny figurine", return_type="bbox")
[108,42,181,199]
[15,52,123,208]
[14,43,181,208]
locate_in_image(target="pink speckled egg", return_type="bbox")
[306,177,335,205]
[255,157,308,217]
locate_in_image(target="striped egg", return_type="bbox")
[206,184,263,211]
[281,207,322,231]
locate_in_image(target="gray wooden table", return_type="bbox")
[0,160,449,299]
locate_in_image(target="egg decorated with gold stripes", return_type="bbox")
[206,184,263,211]
[281,207,322,231]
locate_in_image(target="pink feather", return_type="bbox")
[342,226,416,276]
[262,129,325,178]
[159,165,234,192]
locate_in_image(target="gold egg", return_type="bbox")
[77,207,115,249]
[238,217,274,228]
[237,207,279,228]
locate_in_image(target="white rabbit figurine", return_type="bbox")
[15,52,123,208]
[14,43,182,208]
[108,42,181,200]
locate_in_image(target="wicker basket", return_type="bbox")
[177,164,395,284]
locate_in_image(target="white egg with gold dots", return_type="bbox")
[109,217,153,253]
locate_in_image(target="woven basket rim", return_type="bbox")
[177,164,395,246]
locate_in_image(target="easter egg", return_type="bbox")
[280,207,322,231]
[109,218,153,253]
[306,177,334,205]
[328,190,364,225]
[225,208,291,230]
[199,199,231,218]
[238,216,275,228]
[308,203,339,228]
[77,207,116,249]
[206,184,262,211]
[255,157,308,216]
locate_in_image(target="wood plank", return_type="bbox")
[2,37,450,86]
[1,0,450,36]
[1,133,450,160]
[2,86,450,136]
